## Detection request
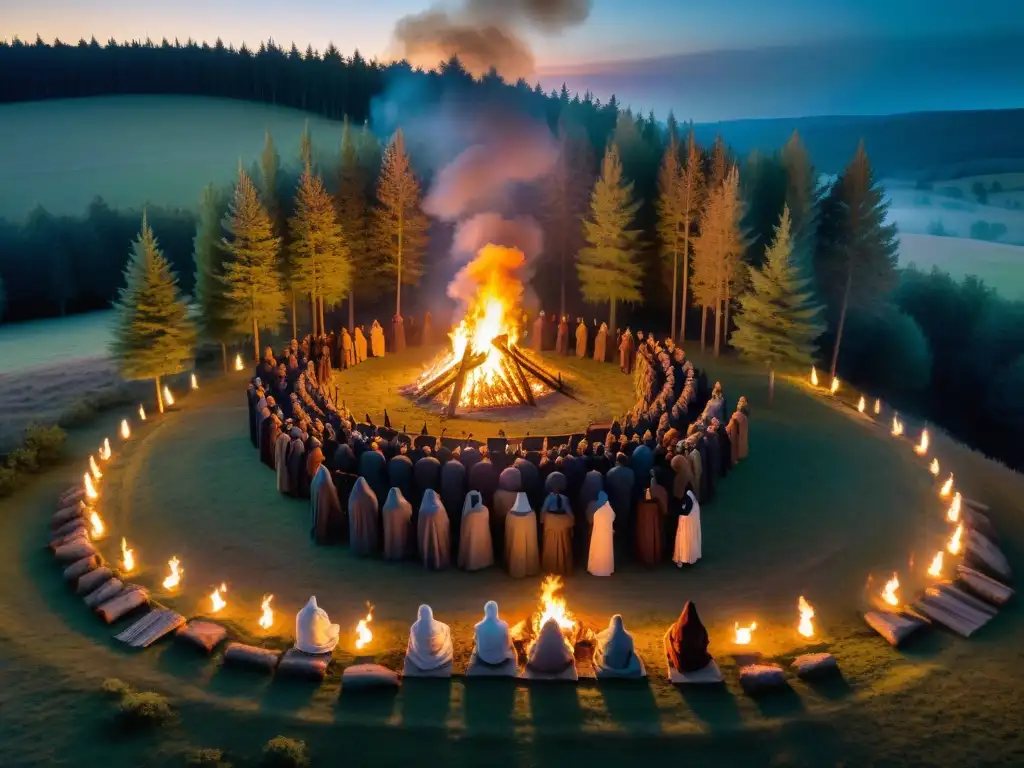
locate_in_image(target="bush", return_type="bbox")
[118,690,174,729]
[926,219,949,237]
[970,220,1008,241]
[972,181,989,204]
[261,736,310,768]
[0,465,16,497]
[23,423,67,464]
[5,446,39,475]
[101,677,130,698]
[58,386,133,429]
[991,180,1003,193]
[185,748,231,768]
[0,423,68,498]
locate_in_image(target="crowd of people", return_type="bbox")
[246,323,750,578]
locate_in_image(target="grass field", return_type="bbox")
[897,233,1024,300]
[1,351,1022,766]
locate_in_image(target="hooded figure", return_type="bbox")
[348,477,380,557]
[387,451,415,505]
[527,617,574,675]
[504,492,540,579]
[605,453,635,537]
[341,328,355,369]
[274,430,293,494]
[727,410,749,462]
[672,490,702,566]
[417,489,451,570]
[634,486,663,567]
[357,447,388,510]
[458,490,494,571]
[619,329,635,374]
[370,320,386,357]
[540,492,574,575]
[405,604,454,672]
[513,456,541,509]
[575,319,588,358]
[353,326,366,364]
[587,498,616,576]
[286,427,308,497]
[556,316,569,355]
[393,314,406,353]
[382,487,413,560]
[310,463,344,544]
[594,322,609,362]
[666,602,712,673]
[473,601,516,666]
[532,311,545,352]
[413,452,442,515]
[491,466,522,551]
[422,310,433,346]
[440,458,468,554]
[594,614,643,678]
[295,596,340,654]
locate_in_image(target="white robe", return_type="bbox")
[587,500,616,576]
[474,600,516,665]
[294,596,340,654]
[406,605,454,670]
[673,491,702,566]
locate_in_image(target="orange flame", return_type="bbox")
[89,510,105,538]
[734,621,757,645]
[234,354,244,371]
[929,458,940,476]
[882,573,900,607]
[947,523,964,555]
[947,492,961,523]
[355,602,374,649]
[83,472,98,500]
[258,594,274,629]
[829,376,840,395]
[120,537,135,574]
[810,366,819,386]
[120,419,130,440]
[89,454,102,481]
[190,373,199,390]
[857,396,866,413]
[891,415,904,436]
[914,429,929,455]
[939,473,954,498]
[163,385,175,407]
[531,575,575,638]
[99,438,112,461]
[138,404,147,421]
[797,596,815,638]
[163,556,183,590]
[927,550,943,578]
[210,583,227,613]
[874,398,881,415]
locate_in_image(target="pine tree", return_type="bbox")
[678,130,704,341]
[709,134,729,189]
[814,142,899,377]
[731,205,824,373]
[110,213,196,414]
[290,165,351,336]
[220,167,286,361]
[577,144,643,333]
[657,135,684,339]
[299,120,313,171]
[374,128,428,317]
[259,131,297,338]
[192,184,233,371]
[781,130,820,275]
[336,118,377,331]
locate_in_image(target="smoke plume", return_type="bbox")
[393,0,593,80]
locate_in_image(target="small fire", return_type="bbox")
[891,415,904,436]
[163,556,183,590]
[874,398,881,415]
[857,396,866,413]
[234,353,244,371]
[947,492,962,523]
[210,583,227,613]
[89,510,105,538]
[830,376,840,395]
[138,404,146,421]
[810,366,819,386]
[99,438,112,461]
[163,385,175,406]
[734,621,757,645]
[120,419,130,440]
[120,537,135,573]
[191,373,199,390]
[927,550,944,578]
[797,596,815,638]
[930,458,940,476]
[948,523,964,555]
[258,594,274,629]
[83,472,98,500]
[914,429,929,455]
[355,602,374,649]
[882,573,900,607]
[939,473,954,498]
[531,575,576,638]
[89,454,102,481]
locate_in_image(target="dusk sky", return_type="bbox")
[4,0,1023,120]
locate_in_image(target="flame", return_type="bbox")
[830,376,840,395]
[874,398,881,415]
[797,596,815,638]
[120,538,135,574]
[89,454,103,481]
[190,373,199,390]
[914,429,929,455]
[948,523,964,555]
[163,556,183,590]
[163,385,175,406]
[947,492,961,523]
[258,594,274,629]
[210,583,227,613]
[939,473,954,498]
[810,366,819,386]
[234,353,244,371]
[882,573,900,607]
[355,602,374,649]
[531,575,576,638]
[891,415,904,436]
[857,396,866,413]
[83,472,98,500]
[928,550,944,578]
[138,404,146,421]
[99,438,112,461]
[89,510,105,538]
[120,419,130,440]
[930,458,940,476]
[734,621,757,645]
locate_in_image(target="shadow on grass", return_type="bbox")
[399,676,453,727]
[207,660,274,700]
[335,685,398,723]
[599,678,662,733]
[805,672,854,701]
[750,683,806,718]
[528,680,585,731]
[261,672,320,713]
[677,685,743,729]
[463,678,517,735]
[154,640,215,683]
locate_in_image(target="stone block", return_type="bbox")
[792,653,838,679]
[466,651,519,678]
[667,658,723,685]
[278,648,332,681]
[341,663,400,690]
[223,642,281,674]
[521,661,578,682]
[864,610,925,647]
[739,663,786,694]
[175,621,228,653]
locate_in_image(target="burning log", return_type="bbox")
[881,573,901,607]
[939,473,954,498]
[509,576,595,658]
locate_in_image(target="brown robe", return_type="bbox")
[370,321,385,357]
[729,411,749,460]
[417,490,450,570]
[666,601,712,673]
[341,330,355,369]
[575,322,588,358]
[310,464,343,544]
[556,319,569,355]
[348,477,379,557]
[354,328,367,363]
[634,493,662,566]
[540,495,574,575]
[504,493,540,579]
[594,325,608,362]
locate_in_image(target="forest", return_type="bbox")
[2,37,1024,472]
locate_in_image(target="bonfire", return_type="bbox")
[234,354,244,371]
[891,415,904,437]
[947,492,962,523]
[948,523,964,555]
[874,399,882,415]
[734,621,757,645]
[99,438,112,461]
[89,510,105,538]
[89,455,102,481]
[939,473,954,498]
[511,575,593,652]
[857,396,866,413]
[83,472,98,500]
[930,458,940,476]
[355,603,374,650]
[797,596,815,638]
[810,366,819,387]
[830,376,840,395]
[915,429,929,455]
[120,419,130,440]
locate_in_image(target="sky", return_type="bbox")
[3,0,1023,120]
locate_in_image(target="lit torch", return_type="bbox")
[89,510,105,538]
[163,556,183,590]
[882,573,900,607]
[930,458,940,476]
[891,416,904,437]
[797,596,815,638]
[939,473,954,498]
[947,492,961,523]
[163,385,175,407]
[857,396,866,413]
[191,373,199,390]
[830,376,839,395]
[948,523,964,555]
[874,399,881,415]
[810,366,819,386]
[355,603,374,649]
[734,621,757,645]
[120,538,135,574]
[210,583,227,613]
[120,419,130,440]
[914,429,929,455]
[927,550,944,578]
[83,472,98,501]
[234,354,244,372]
[89,455,102,481]
[258,594,274,629]
[138,404,146,421]
[99,438,112,461]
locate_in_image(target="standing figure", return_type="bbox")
[594,322,609,363]
[575,318,588,358]
[354,325,367,364]
[532,311,545,353]
[393,314,406,354]
[556,316,569,355]
[423,310,433,346]
[619,328,635,374]
[587,497,616,576]
[370,320,386,357]
[340,328,355,369]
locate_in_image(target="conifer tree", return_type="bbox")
[677,130,704,341]
[336,118,377,331]
[299,120,313,171]
[814,142,899,377]
[731,205,824,373]
[657,135,684,339]
[374,128,428,317]
[781,131,820,275]
[110,213,196,414]
[577,144,643,333]
[259,131,297,338]
[290,165,351,336]
[192,184,233,371]
[709,134,729,189]
[220,167,286,360]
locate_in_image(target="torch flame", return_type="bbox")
[190,373,199,390]
[810,366,819,386]
[163,385,174,406]
[162,556,182,590]
[797,596,815,638]
[355,602,374,649]
[83,472,98,500]
[99,438,111,461]
[120,419,130,440]
[948,523,964,555]
[258,594,274,629]
[891,415,904,436]
[234,353,244,371]
[734,621,757,645]
[939,473,954,498]
[120,538,135,574]
[89,454,102,481]
[914,429,929,455]
[857,396,866,413]
[89,510,105,538]
[830,376,840,395]
[930,458,940,476]
[947,492,961,523]
[138,404,146,421]
[874,398,881,415]
[928,550,944,578]
[531,575,576,638]
[210,583,227,613]
[882,573,900,607]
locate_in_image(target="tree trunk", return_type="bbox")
[310,295,318,337]
[700,305,708,351]
[348,290,355,333]
[318,297,325,337]
[830,264,854,378]
[252,315,259,362]
[680,221,690,342]
[713,274,723,357]
[559,237,567,320]
[670,249,678,341]
[609,298,617,346]
[221,342,227,374]
[290,289,297,340]
[396,213,404,317]
[768,364,775,406]
[724,281,731,349]
[155,376,164,415]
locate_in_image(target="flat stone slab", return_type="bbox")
[278,648,333,681]
[84,579,123,608]
[54,538,96,563]
[76,567,113,596]
[966,530,1012,581]
[223,643,281,674]
[595,657,647,680]
[176,621,228,653]
[63,555,99,582]
[342,663,401,690]
[466,652,519,678]
[957,565,1014,607]
[792,653,838,679]
[114,609,186,648]
[96,587,148,624]
[739,663,787,694]
[864,611,925,647]
[667,657,724,685]
[403,658,453,678]
[521,662,579,682]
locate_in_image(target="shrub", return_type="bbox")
[0,423,68,498]
[6,446,39,475]
[970,220,1008,241]
[185,748,231,768]
[972,181,989,204]
[926,219,948,237]
[0,465,16,497]
[991,180,1003,193]
[23,423,67,464]
[261,736,310,768]
[118,690,174,729]
[101,677,130,698]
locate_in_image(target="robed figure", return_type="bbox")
[531,312,545,352]
[619,329,635,374]
[354,326,367,364]
[417,489,451,570]
[370,320,386,357]
[348,477,380,557]
[556,316,569,355]
[575,319,588,358]
[672,490,702,566]
[382,487,413,560]
[393,314,406,354]
[310,464,344,544]
[458,491,494,571]
[504,492,540,579]
[587,499,616,576]
[727,410,749,463]
[422,311,433,345]
[540,492,574,575]
[341,329,355,369]
[594,322,609,363]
